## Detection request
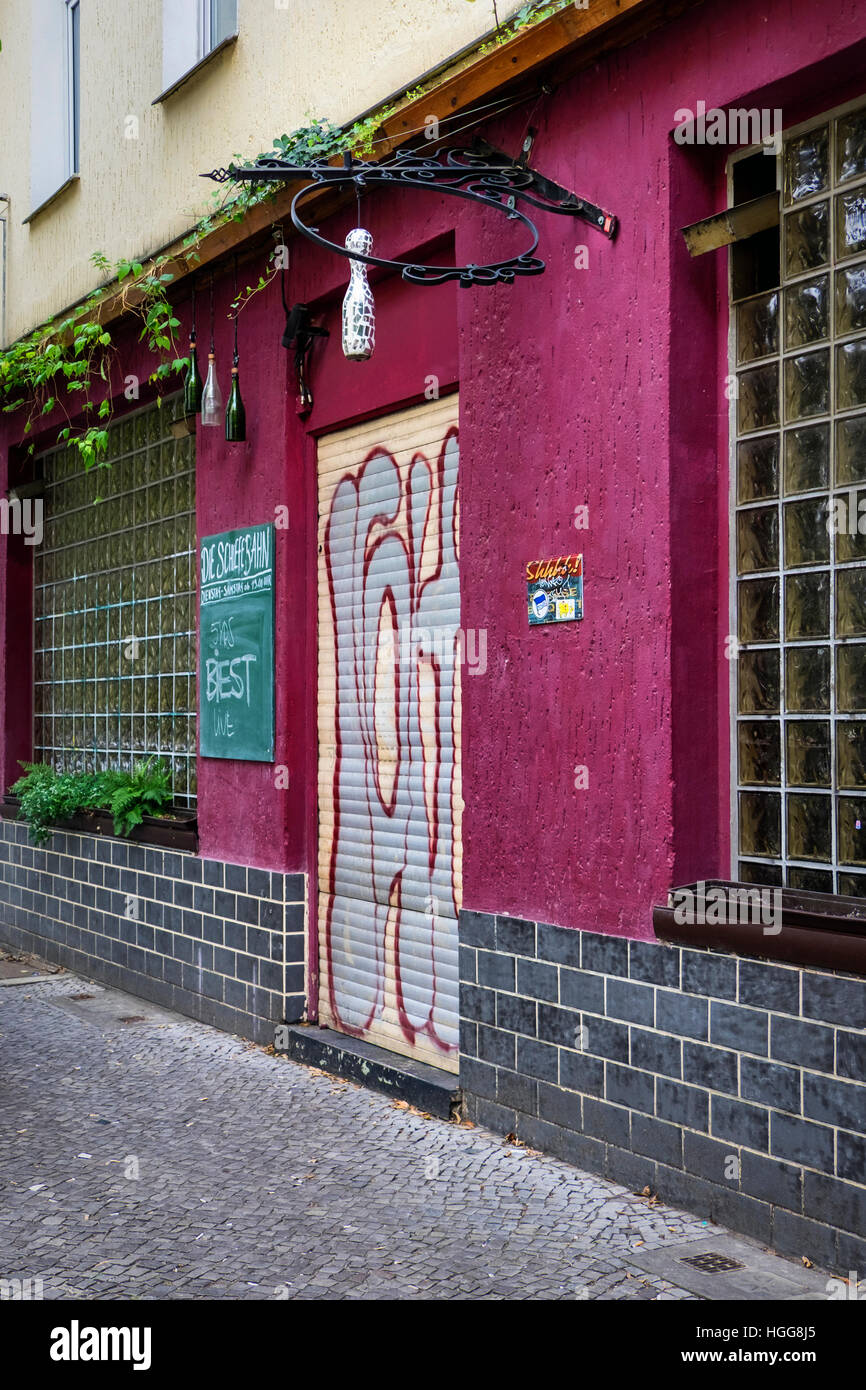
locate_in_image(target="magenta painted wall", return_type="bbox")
[2,0,866,938]
[441,0,866,939]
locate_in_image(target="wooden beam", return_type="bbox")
[681,192,780,256]
[382,0,658,143]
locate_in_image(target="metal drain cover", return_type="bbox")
[626,1234,830,1299]
[680,1251,745,1273]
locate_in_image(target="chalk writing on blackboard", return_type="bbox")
[199,523,275,762]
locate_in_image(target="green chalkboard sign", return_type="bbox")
[199,523,275,762]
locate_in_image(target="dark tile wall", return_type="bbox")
[0,818,306,1044]
[459,910,866,1277]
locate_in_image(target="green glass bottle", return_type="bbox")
[183,331,203,415]
[225,354,246,442]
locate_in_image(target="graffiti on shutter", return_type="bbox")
[317,399,461,1070]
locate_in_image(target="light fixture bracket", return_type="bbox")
[281,302,329,417]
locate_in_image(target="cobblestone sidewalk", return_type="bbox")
[0,965,833,1300]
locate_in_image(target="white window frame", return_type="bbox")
[66,0,80,177]
[27,0,80,219]
[157,0,238,104]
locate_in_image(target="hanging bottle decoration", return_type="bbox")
[200,276,222,426]
[183,280,203,416]
[201,353,222,426]
[342,227,375,360]
[225,354,245,441]
[225,256,246,442]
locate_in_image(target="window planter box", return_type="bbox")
[0,796,198,853]
[653,880,866,977]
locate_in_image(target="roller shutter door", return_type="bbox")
[317,397,461,1071]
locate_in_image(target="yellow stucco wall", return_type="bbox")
[0,0,524,342]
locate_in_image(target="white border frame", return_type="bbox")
[65,0,79,176]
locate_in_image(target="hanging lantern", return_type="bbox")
[201,277,222,426]
[183,281,203,416]
[342,228,375,360]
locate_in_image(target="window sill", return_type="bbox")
[153,32,238,104]
[23,174,80,225]
[653,880,866,977]
[1,797,198,853]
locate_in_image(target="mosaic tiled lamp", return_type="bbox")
[342,228,375,360]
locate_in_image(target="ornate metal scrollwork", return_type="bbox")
[203,143,617,288]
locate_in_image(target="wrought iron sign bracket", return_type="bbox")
[203,141,617,288]
[469,138,617,239]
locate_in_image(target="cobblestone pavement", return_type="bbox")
[0,966,831,1300]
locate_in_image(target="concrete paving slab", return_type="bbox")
[624,1232,833,1300]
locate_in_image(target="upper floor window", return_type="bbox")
[160,0,238,99]
[28,0,80,217]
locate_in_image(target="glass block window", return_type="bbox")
[33,396,197,805]
[733,100,866,894]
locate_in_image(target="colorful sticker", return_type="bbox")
[527,553,584,626]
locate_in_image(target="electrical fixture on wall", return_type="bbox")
[281,300,329,418]
[201,277,223,427]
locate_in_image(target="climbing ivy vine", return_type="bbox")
[0,111,398,471]
[0,251,185,471]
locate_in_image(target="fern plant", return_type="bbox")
[8,758,174,844]
[104,758,173,837]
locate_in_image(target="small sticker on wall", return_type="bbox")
[527,553,583,626]
[531,589,550,621]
